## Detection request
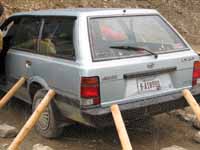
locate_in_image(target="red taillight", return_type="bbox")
[81,86,99,98]
[81,77,100,106]
[193,61,200,86]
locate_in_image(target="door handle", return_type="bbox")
[25,60,32,68]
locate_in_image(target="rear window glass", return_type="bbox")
[89,15,188,61]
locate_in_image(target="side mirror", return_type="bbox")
[0,30,3,50]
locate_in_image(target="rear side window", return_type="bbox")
[39,17,76,60]
[11,17,41,52]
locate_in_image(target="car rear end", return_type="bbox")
[78,9,200,127]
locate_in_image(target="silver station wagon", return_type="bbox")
[0,8,200,138]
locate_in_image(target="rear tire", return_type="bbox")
[32,89,64,138]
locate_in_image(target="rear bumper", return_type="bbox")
[81,86,200,127]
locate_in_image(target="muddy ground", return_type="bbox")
[0,93,200,150]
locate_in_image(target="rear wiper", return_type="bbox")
[110,46,158,59]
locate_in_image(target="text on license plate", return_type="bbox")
[138,79,161,92]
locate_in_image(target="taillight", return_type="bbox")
[192,61,200,86]
[81,77,100,106]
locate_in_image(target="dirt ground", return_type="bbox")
[0,95,200,150]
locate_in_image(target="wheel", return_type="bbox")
[32,89,64,138]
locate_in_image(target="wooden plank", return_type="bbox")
[8,89,56,150]
[111,104,133,150]
[0,77,26,109]
[183,89,200,122]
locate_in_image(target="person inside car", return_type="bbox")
[17,32,56,55]
[38,32,56,55]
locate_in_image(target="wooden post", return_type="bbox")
[0,77,26,109]
[8,89,56,150]
[183,89,200,122]
[111,104,133,150]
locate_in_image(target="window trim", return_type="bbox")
[87,14,190,62]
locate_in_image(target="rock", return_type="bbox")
[170,109,196,123]
[170,109,186,116]
[0,147,5,150]
[160,145,188,150]
[33,144,54,150]
[182,113,196,122]
[0,124,18,138]
[193,131,200,143]
[0,144,8,150]
[184,107,193,114]
[168,109,184,117]
[193,119,200,129]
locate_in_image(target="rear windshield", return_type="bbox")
[89,15,188,61]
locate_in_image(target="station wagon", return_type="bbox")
[0,8,200,138]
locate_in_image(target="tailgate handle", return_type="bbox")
[124,67,177,79]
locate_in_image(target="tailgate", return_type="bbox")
[89,51,199,107]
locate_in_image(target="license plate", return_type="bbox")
[137,78,161,93]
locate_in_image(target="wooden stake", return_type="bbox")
[183,89,200,122]
[8,89,56,150]
[0,77,26,109]
[111,104,133,150]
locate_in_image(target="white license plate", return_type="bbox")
[137,78,161,93]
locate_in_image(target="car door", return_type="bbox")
[28,16,79,98]
[5,17,42,102]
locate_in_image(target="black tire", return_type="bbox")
[32,89,64,138]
